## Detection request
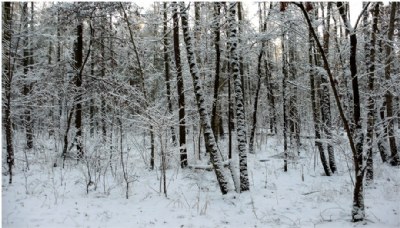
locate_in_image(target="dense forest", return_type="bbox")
[2,2,400,226]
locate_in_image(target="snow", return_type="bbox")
[3,135,400,228]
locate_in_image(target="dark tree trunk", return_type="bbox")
[337,2,365,222]
[89,38,95,138]
[249,46,263,155]
[74,19,84,159]
[321,3,336,173]
[281,31,289,172]
[308,10,331,176]
[163,2,177,146]
[293,2,369,221]
[211,2,222,142]
[385,2,399,166]
[172,2,188,168]
[22,3,33,149]
[3,2,14,184]
[249,3,268,154]
[265,57,277,134]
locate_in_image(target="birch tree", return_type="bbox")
[179,2,230,194]
[228,2,250,191]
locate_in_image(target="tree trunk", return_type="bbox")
[385,2,399,166]
[237,3,246,114]
[373,4,389,163]
[249,45,263,155]
[22,3,33,149]
[336,2,365,222]
[365,3,378,183]
[3,2,14,184]
[321,3,336,173]
[309,10,331,176]
[211,2,222,142]
[120,3,156,169]
[288,27,300,155]
[228,2,250,192]
[172,2,188,168]
[179,2,230,194]
[163,2,177,146]
[249,3,268,154]
[74,17,84,159]
[282,32,288,172]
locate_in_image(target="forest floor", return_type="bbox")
[2,134,400,228]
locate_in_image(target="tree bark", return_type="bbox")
[336,2,365,222]
[384,2,399,166]
[295,2,365,221]
[372,4,389,163]
[249,3,268,154]
[211,2,222,142]
[365,3,378,183]
[309,9,331,176]
[74,15,84,159]
[228,2,250,192]
[321,3,336,173]
[172,2,188,168]
[282,32,288,172]
[22,3,33,149]
[3,2,14,184]
[179,2,230,194]
[163,2,177,147]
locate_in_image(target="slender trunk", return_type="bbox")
[307,9,332,176]
[265,55,277,134]
[172,2,188,168]
[294,2,365,219]
[180,2,230,194]
[62,107,75,168]
[237,3,246,113]
[385,2,399,166]
[228,63,233,160]
[373,5,389,163]
[288,29,300,155]
[249,3,268,154]
[337,2,365,222]
[321,3,336,173]
[365,3,378,182]
[309,37,331,176]
[282,33,288,172]
[3,2,14,184]
[120,4,156,169]
[89,42,95,138]
[75,17,83,159]
[211,2,221,142]
[249,46,263,154]
[100,26,107,140]
[22,3,33,149]
[163,3,177,146]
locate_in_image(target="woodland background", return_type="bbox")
[2,2,400,226]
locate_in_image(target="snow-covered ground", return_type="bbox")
[2,135,400,228]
